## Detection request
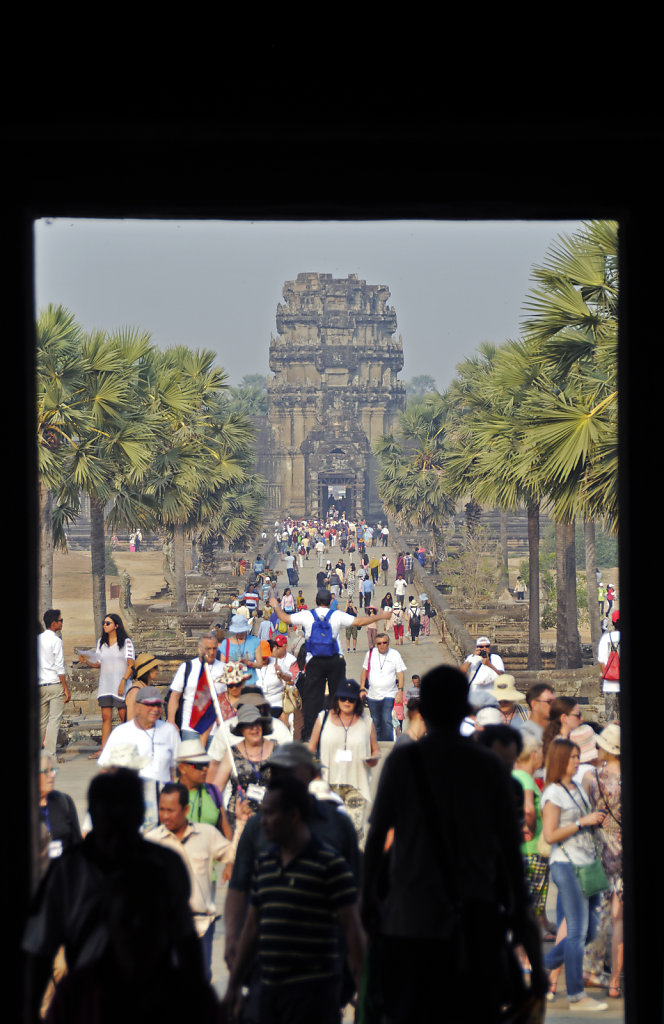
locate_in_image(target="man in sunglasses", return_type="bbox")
[461,636,505,709]
[360,633,406,741]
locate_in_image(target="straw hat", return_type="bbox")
[489,675,523,704]
[176,738,211,764]
[133,653,159,681]
[596,722,621,756]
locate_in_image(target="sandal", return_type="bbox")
[608,986,622,999]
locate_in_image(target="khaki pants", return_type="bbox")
[40,684,65,758]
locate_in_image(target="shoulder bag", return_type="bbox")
[559,784,608,898]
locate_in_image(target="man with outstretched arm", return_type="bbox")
[269,591,391,741]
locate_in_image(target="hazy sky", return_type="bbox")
[34,218,585,391]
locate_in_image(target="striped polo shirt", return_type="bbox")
[251,836,357,986]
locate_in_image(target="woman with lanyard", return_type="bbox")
[307,677,380,847]
[208,704,275,832]
[218,614,263,687]
[541,739,608,1011]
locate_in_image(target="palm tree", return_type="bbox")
[373,400,455,559]
[442,340,547,668]
[36,305,89,611]
[58,327,158,636]
[519,220,618,665]
[144,347,262,613]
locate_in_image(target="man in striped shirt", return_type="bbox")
[225,775,365,1023]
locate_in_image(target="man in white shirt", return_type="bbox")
[167,633,227,743]
[360,633,406,740]
[461,636,505,708]
[98,687,181,828]
[38,609,71,758]
[269,591,391,741]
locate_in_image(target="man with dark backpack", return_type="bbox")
[269,591,391,741]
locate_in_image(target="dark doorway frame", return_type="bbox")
[10,95,657,1024]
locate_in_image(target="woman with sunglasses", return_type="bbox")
[81,613,135,758]
[307,678,380,847]
[542,697,583,762]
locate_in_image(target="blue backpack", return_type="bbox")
[307,608,337,657]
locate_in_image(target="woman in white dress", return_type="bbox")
[82,613,135,758]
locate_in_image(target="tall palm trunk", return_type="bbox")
[555,522,568,669]
[39,482,54,614]
[565,519,583,668]
[527,502,541,670]
[584,518,601,658]
[499,511,509,591]
[90,496,107,639]
[174,523,188,614]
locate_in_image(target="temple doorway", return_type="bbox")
[318,474,356,519]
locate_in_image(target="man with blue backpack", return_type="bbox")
[269,591,391,741]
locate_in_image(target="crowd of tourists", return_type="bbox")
[28,518,622,1022]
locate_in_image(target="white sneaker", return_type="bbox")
[573,996,609,1012]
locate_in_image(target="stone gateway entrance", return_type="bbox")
[259,272,406,518]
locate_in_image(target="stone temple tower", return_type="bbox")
[260,272,406,519]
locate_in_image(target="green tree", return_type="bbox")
[374,400,455,558]
[144,347,263,613]
[441,341,546,668]
[60,327,157,637]
[519,219,618,663]
[405,374,438,399]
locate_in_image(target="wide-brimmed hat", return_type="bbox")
[597,722,620,756]
[133,653,159,681]
[136,686,164,705]
[227,615,251,635]
[176,738,211,764]
[230,703,273,736]
[570,723,599,763]
[489,675,523,704]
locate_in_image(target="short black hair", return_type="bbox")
[419,666,470,728]
[160,782,189,808]
[43,609,62,629]
[267,775,311,822]
[525,682,555,708]
[476,724,523,756]
[316,590,332,606]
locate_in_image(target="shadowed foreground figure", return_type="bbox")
[361,665,547,1023]
[23,768,216,1024]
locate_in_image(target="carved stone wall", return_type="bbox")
[259,273,406,518]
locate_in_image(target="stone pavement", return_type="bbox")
[48,532,624,1021]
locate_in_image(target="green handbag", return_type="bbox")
[572,852,609,899]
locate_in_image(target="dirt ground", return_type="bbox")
[52,546,169,662]
[51,545,620,663]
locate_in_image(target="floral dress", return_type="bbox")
[587,766,622,896]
